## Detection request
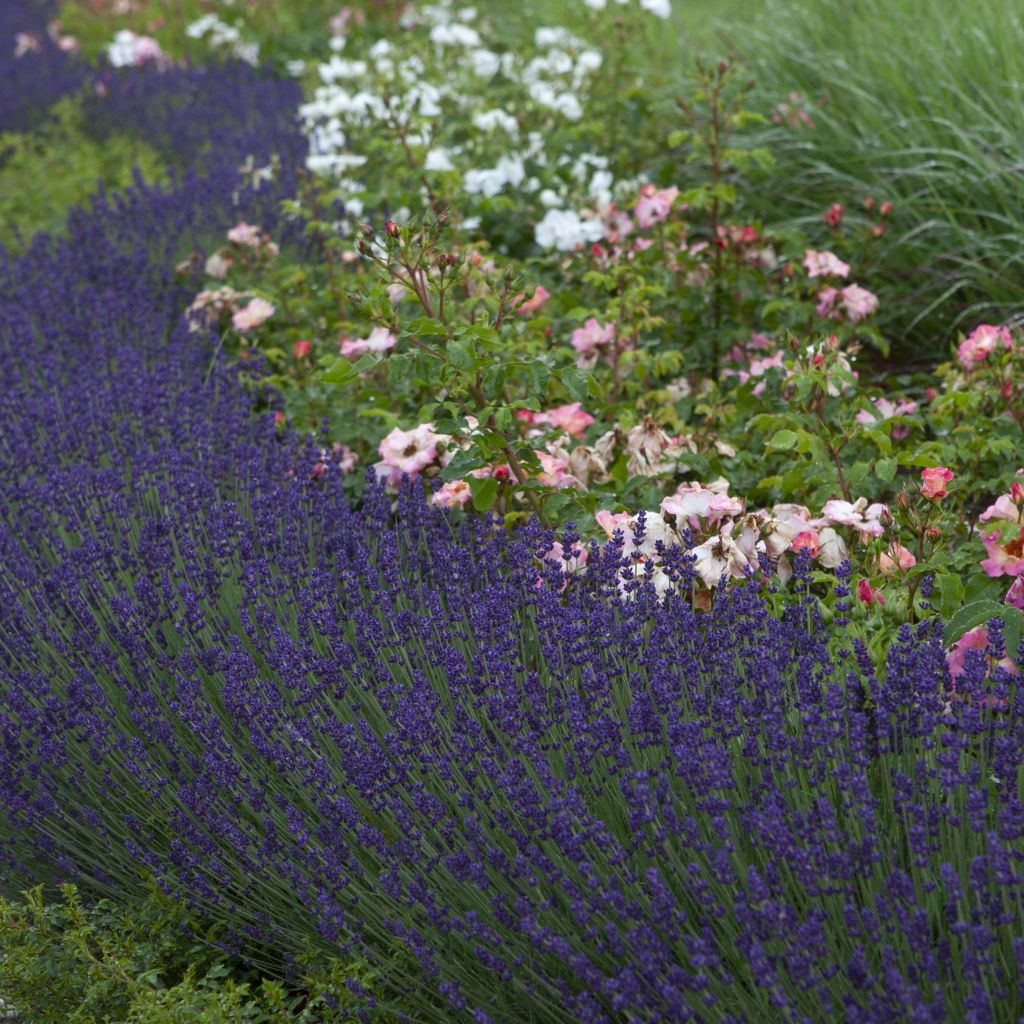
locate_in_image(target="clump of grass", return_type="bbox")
[737,0,1024,356]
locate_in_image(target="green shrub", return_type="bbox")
[0,884,379,1023]
[0,95,165,251]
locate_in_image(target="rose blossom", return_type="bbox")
[231,297,275,332]
[518,286,551,315]
[956,324,1014,370]
[570,318,614,367]
[539,403,595,439]
[857,578,885,606]
[839,284,879,323]
[980,526,1024,578]
[340,327,397,357]
[878,543,916,574]
[920,466,953,500]
[432,479,473,508]
[634,185,679,229]
[227,222,264,247]
[803,249,850,279]
[377,423,442,477]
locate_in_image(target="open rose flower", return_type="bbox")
[957,324,1013,371]
[227,222,264,247]
[231,297,275,332]
[432,479,472,508]
[839,284,879,323]
[376,423,442,478]
[634,185,679,229]
[518,286,550,315]
[537,403,594,439]
[662,483,744,531]
[855,397,918,439]
[340,327,397,357]
[803,249,850,279]
[980,526,1024,578]
[692,525,756,588]
[879,543,916,574]
[570,318,614,368]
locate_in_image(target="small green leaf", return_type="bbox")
[767,429,799,451]
[875,457,897,483]
[559,367,590,403]
[469,475,499,512]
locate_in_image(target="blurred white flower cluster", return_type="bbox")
[186,14,260,65]
[297,0,667,250]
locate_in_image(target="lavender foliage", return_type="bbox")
[0,27,1023,1024]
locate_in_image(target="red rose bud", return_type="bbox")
[292,339,312,359]
[493,465,511,482]
[857,578,885,606]
[385,219,400,238]
[823,203,845,228]
[871,224,885,238]
[880,201,893,216]
[863,196,876,211]
[927,527,941,542]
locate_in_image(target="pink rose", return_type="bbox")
[803,249,850,279]
[878,543,916,574]
[947,625,990,681]
[980,527,1024,578]
[857,578,885,606]
[227,222,263,247]
[231,297,275,332]
[920,467,953,500]
[432,479,473,508]
[956,324,1013,371]
[377,423,442,476]
[839,284,879,324]
[340,327,397,357]
[541,402,595,439]
[634,185,679,229]
[518,286,551,315]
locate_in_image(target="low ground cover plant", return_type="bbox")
[1,0,1023,1021]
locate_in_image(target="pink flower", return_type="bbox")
[542,540,589,577]
[227,222,264,247]
[377,423,442,476]
[231,297,275,332]
[857,578,885,606]
[634,185,679,229]
[956,324,1013,370]
[820,497,888,539]
[980,526,1024,577]
[816,287,839,319]
[661,484,744,530]
[855,396,918,426]
[340,327,397,357]
[131,34,164,65]
[540,402,595,439]
[878,543,916,574]
[839,284,879,324]
[791,530,821,558]
[920,466,953,500]
[535,451,578,488]
[432,479,473,508]
[570,318,614,359]
[823,203,845,228]
[1006,577,1024,610]
[595,509,634,539]
[979,491,1023,524]
[292,339,312,359]
[204,251,232,279]
[518,286,551,315]
[803,249,850,279]
[947,625,991,680]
